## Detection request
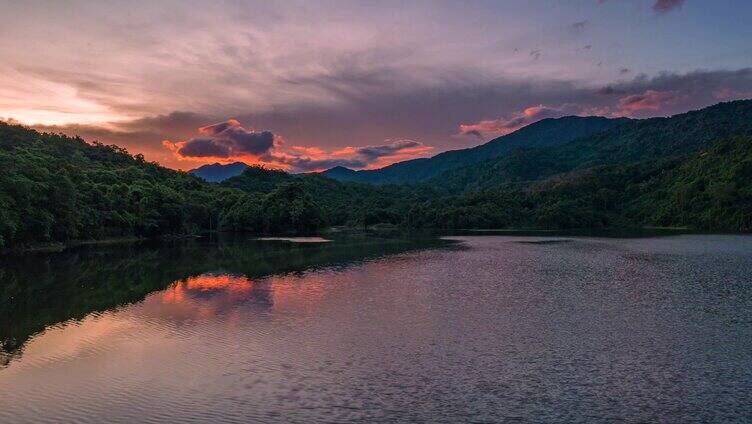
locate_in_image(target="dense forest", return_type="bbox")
[1,100,751,250]
[0,122,414,249]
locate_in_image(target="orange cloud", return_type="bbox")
[164,120,434,172]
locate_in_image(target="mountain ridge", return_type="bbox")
[322,115,631,184]
[419,99,752,194]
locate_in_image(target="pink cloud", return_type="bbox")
[616,89,680,115]
[163,120,433,172]
[458,104,602,139]
[459,105,563,138]
[263,139,433,172]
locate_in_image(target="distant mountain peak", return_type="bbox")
[320,165,360,181]
[189,162,250,182]
[324,165,356,173]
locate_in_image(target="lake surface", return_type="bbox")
[1,234,752,423]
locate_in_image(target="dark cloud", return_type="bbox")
[459,68,752,136]
[597,86,627,96]
[601,68,752,116]
[24,68,752,169]
[355,140,423,161]
[169,119,275,158]
[177,138,231,157]
[571,20,589,33]
[598,0,684,14]
[463,129,483,138]
[121,111,211,134]
[653,0,684,13]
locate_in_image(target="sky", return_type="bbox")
[1,0,751,171]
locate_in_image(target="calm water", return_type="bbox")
[1,234,752,423]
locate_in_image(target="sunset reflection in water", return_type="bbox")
[162,274,254,303]
[152,273,272,321]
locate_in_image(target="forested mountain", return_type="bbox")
[220,166,423,230]
[406,134,752,231]
[322,116,629,184]
[0,123,333,249]
[189,162,249,182]
[1,100,751,250]
[421,99,752,195]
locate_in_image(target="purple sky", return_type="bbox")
[1,0,751,170]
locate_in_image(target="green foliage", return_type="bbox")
[2,99,752,249]
[222,167,421,229]
[629,136,752,231]
[0,123,327,249]
[407,135,752,231]
[260,182,324,233]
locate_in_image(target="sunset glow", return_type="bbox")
[1,0,750,170]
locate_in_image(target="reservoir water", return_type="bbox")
[1,234,751,422]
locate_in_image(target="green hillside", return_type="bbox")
[406,134,752,231]
[322,116,628,184]
[425,100,752,194]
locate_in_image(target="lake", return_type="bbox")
[1,234,751,422]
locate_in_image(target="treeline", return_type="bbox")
[0,123,320,248]
[219,133,752,233]
[0,122,413,249]
[1,100,752,249]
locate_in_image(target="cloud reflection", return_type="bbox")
[151,273,273,321]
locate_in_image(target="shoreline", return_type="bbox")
[4,225,749,254]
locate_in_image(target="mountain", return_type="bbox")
[407,134,752,231]
[425,99,752,194]
[319,165,360,182]
[2,99,751,250]
[322,116,630,184]
[189,162,249,182]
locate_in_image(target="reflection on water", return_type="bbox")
[157,274,270,321]
[1,234,752,423]
[0,234,449,359]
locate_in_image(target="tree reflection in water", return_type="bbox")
[0,234,452,365]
